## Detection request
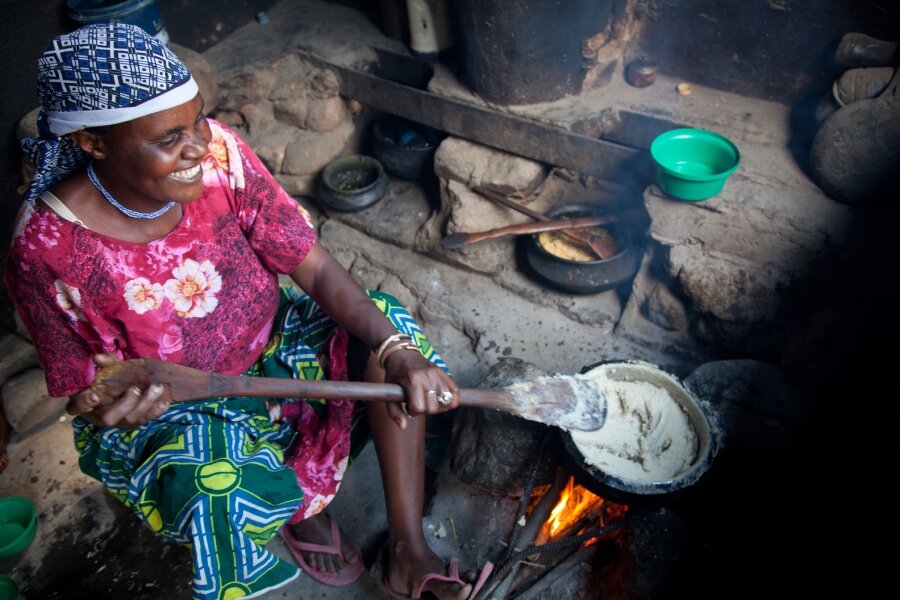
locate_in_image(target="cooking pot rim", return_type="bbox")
[562,360,718,502]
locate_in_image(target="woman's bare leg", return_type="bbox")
[365,357,473,600]
[289,513,360,573]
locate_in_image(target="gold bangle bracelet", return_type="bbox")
[374,333,412,365]
[378,342,419,369]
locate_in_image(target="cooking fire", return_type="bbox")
[537,476,629,546]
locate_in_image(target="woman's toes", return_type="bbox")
[429,580,472,600]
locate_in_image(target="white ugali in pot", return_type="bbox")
[561,360,718,506]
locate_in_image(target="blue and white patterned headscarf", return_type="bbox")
[20,22,199,202]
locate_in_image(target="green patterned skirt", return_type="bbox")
[73,288,446,599]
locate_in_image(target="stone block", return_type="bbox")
[271,54,312,96]
[0,333,39,388]
[272,81,310,128]
[268,55,348,133]
[445,180,530,233]
[434,137,547,194]
[281,119,356,176]
[216,59,282,111]
[449,358,560,495]
[1,368,68,434]
[240,101,277,137]
[684,359,812,482]
[440,180,522,275]
[309,69,341,99]
[666,245,787,325]
[644,282,689,332]
[245,123,299,173]
[617,246,709,366]
[275,174,317,198]
[644,183,850,276]
[305,96,348,132]
[169,43,220,114]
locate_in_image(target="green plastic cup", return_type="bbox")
[650,128,740,201]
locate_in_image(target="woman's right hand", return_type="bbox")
[66,353,171,429]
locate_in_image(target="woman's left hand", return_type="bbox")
[290,244,459,429]
[382,347,459,428]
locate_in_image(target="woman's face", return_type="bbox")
[91,94,212,208]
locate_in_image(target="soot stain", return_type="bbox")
[20,498,193,599]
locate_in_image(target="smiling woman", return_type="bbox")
[6,22,491,600]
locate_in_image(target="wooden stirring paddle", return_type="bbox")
[441,215,618,250]
[473,187,616,259]
[91,358,607,432]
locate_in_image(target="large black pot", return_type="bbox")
[520,203,643,295]
[561,361,718,506]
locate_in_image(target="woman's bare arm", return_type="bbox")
[290,243,459,427]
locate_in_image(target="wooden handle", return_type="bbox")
[183,373,518,411]
[90,358,607,431]
[91,357,515,408]
[463,215,618,245]
[474,186,547,221]
[474,187,617,258]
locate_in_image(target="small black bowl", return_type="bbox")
[319,154,388,212]
[371,114,444,180]
[520,203,642,295]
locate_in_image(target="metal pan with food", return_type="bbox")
[560,360,718,506]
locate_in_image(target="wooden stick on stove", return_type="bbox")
[478,468,569,600]
[512,544,601,600]
[441,215,617,250]
[473,186,616,259]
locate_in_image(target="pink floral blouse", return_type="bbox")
[5,120,317,397]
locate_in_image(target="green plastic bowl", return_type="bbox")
[0,574,19,600]
[0,496,37,558]
[650,128,740,201]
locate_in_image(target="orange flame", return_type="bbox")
[535,476,630,547]
[541,476,604,540]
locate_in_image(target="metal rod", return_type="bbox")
[296,50,650,182]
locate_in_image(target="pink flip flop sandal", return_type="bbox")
[383,557,494,600]
[280,514,365,587]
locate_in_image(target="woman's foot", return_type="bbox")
[384,538,477,600]
[289,512,361,574]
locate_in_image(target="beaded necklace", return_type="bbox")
[87,161,176,219]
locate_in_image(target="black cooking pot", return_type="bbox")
[561,360,718,506]
[371,114,444,180]
[519,204,643,295]
[318,154,389,212]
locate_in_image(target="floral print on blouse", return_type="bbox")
[5,119,317,397]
